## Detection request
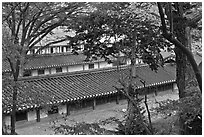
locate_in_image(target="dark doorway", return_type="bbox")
[48,106,59,115]
[16,111,27,121]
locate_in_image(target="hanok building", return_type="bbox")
[2,44,178,126]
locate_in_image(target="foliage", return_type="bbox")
[53,122,107,135]
[2,2,88,76]
[153,115,180,135]
[158,3,202,133]
[68,2,172,71]
[158,2,202,93]
[154,87,202,134]
[2,2,89,134]
[115,84,153,134]
[66,3,172,135]
[2,2,86,51]
[115,100,150,135]
[51,117,119,135]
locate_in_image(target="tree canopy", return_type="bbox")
[2,2,88,134]
[68,2,172,71]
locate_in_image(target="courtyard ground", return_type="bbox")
[15,89,179,135]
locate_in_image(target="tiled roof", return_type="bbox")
[160,51,175,59]
[193,51,202,65]
[162,51,202,65]
[2,64,176,114]
[2,53,107,72]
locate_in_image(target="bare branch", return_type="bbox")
[11,3,16,36]
[31,5,79,35]
[114,86,152,134]
[187,12,202,27]
[20,3,30,48]
[28,19,66,49]
[157,3,168,36]
[140,80,153,134]
[7,57,15,76]
[168,3,173,33]
[2,3,20,22]
[25,9,44,43]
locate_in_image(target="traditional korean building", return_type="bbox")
[2,45,179,126]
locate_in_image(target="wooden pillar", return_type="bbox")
[106,96,109,103]
[172,83,174,92]
[98,62,100,69]
[36,108,40,122]
[83,64,85,71]
[59,46,61,53]
[49,68,51,74]
[66,66,69,72]
[66,103,70,116]
[92,98,96,110]
[116,94,119,104]
[155,86,158,96]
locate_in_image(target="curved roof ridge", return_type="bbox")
[19,64,148,81]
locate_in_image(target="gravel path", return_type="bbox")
[15,89,179,135]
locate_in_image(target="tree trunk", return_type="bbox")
[11,80,18,135]
[125,85,135,134]
[174,26,197,98]
[174,19,197,135]
[125,30,137,134]
[124,30,150,134]
[10,60,20,135]
[157,2,202,93]
[157,2,202,134]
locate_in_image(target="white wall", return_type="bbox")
[59,46,61,53]
[45,69,50,75]
[56,47,60,53]
[125,58,143,65]
[84,64,89,70]
[63,47,66,52]
[41,49,45,54]
[58,104,67,115]
[94,62,99,69]
[27,110,37,121]
[47,48,50,54]
[84,62,100,70]
[50,68,56,74]
[68,65,83,72]
[135,58,139,64]
[126,59,131,65]
[3,115,11,126]
[62,66,68,73]
[40,109,48,119]
[173,83,178,92]
[31,70,38,76]
[99,61,113,68]
[53,47,56,53]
